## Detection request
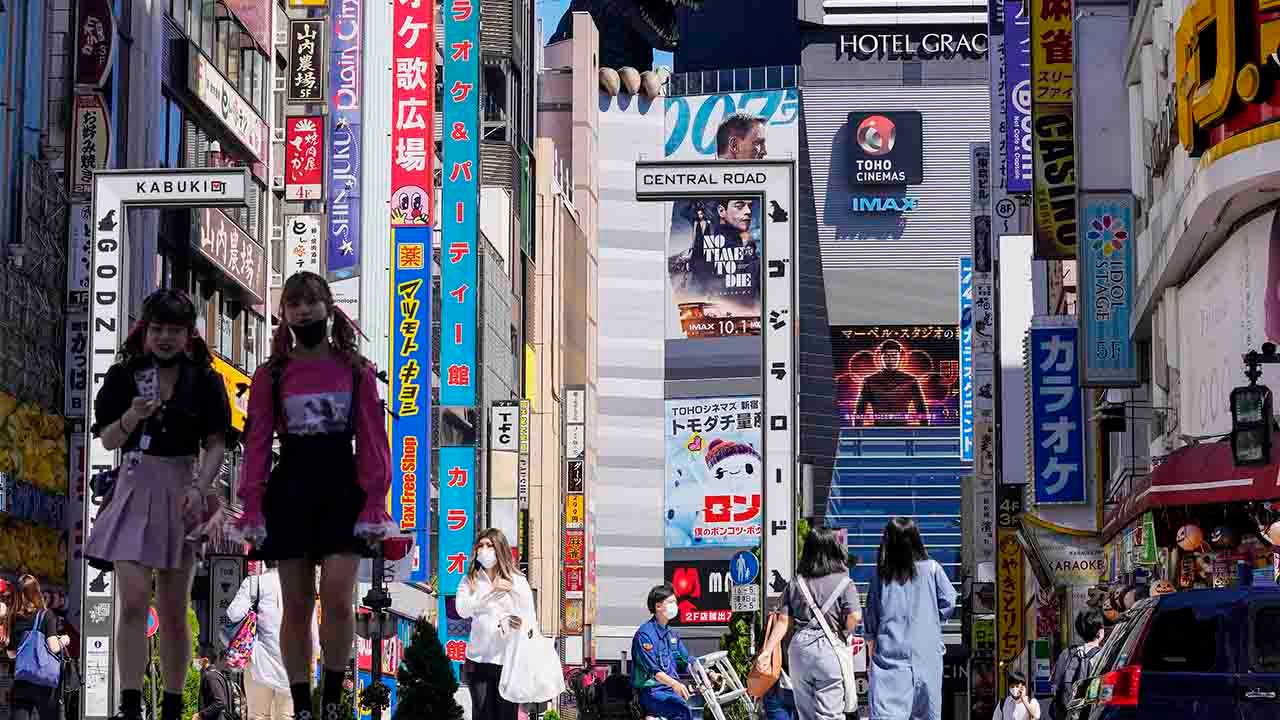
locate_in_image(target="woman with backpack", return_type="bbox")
[754,526,862,720]
[83,288,232,720]
[864,517,958,720]
[4,575,71,720]
[233,271,393,720]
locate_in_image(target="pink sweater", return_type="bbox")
[235,355,393,536]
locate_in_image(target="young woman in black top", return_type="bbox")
[5,575,71,720]
[83,289,231,720]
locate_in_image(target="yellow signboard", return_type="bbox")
[1032,104,1077,259]
[565,494,585,529]
[1030,0,1074,103]
[211,353,250,431]
[997,530,1025,664]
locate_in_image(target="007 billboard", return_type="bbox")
[833,325,960,428]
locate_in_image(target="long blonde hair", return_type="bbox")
[465,528,520,586]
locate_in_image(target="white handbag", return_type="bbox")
[797,577,859,715]
[498,616,566,704]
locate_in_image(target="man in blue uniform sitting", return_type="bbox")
[631,584,695,720]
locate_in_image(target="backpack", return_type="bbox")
[15,610,61,688]
[1052,644,1099,717]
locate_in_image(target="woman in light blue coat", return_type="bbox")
[864,517,958,720]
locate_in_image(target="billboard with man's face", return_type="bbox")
[832,325,961,428]
[666,197,763,340]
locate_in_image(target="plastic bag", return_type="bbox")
[498,618,566,704]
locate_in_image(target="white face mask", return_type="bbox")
[663,601,679,621]
[1010,687,1022,698]
[477,548,497,570]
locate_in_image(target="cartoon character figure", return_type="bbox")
[665,468,706,546]
[704,438,761,499]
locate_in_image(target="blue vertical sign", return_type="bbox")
[1030,326,1087,504]
[1079,194,1138,386]
[390,226,431,582]
[326,0,362,276]
[440,0,479,407]
[438,445,476,679]
[959,257,974,461]
[1006,0,1032,194]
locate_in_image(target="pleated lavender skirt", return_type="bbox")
[85,454,199,571]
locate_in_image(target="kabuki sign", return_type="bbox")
[390,0,437,226]
[84,168,250,720]
[636,160,797,598]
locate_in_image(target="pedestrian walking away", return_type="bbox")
[456,529,536,720]
[1049,610,1106,720]
[226,562,319,720]
[5,575,72,720]
[757,526,862,720]
[83,288,231,720]
[864,517,958,720]
[234,271,394,720]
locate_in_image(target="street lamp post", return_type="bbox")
[1232,343,1278,466]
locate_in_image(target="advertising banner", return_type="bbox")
[190,50,268,164]
[75,0,115,88]
[1078,193,1138,386]
[663,89,800,161]
[287,20,325,103]
[285,117,324,201]
[65,315,89,418]
[490,402,519,452]
[1029,325,1087,504]
[285,215,323,277]
[1036,531,1104,586]
[193,208,267,304]
[666,198,762,340]
[997,530,1024,663]
[1031,0,1076,259]
[959,258,974,462]
[391,227,431,584]
[439,0,478,406]
[565,494,585,529]
[390,0,436,226]
[438,445,475,677]
[845,111,925,186]
[1006,0,1032,193]
[832,325,960,428]
[68,203,92,306]
[664,397,763,549]
[326,0,362,277]
[71,94,110,195]
[665,560,734,626]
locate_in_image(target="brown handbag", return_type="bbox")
[746,612,783,700]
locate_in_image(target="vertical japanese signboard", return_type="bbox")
[564,387,587,638]
[285,215,324,277]
[391,226,431,583]
[390,0,436,225]
[1031,0,1077,259]
[1078,194,1137,386]
[288,19,325,103]
[1029,325,1087,503]
[438,446,476,678]
[440,0,479,407]
[996,485,1024,678]
[71,94,110,195]
[285,117,324,201]
[1006,0,1032,194]
[327,0,362,277]
[960,257,974,462]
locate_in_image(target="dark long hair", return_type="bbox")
[118,288,212,368]
[876,517,929,584]
[268,272,364,369]
[797,526,849,579]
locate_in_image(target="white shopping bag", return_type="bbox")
[498,618,566,704]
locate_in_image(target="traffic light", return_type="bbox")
[1231,383,1272,466]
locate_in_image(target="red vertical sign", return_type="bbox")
[285,116,324,201]
[390,0,436,226]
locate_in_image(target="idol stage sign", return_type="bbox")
[636,160,797,599]
[83,169,250,720]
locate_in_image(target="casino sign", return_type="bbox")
[1175,0,1280,163]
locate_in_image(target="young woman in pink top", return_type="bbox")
[234,272,393,720]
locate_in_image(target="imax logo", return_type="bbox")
[850,195,919,213]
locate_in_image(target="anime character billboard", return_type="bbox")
[665,397,763,548]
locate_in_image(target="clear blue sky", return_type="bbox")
[536,0,674,69]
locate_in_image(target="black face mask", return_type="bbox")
[291,318,328,348]
[151,352,184,368]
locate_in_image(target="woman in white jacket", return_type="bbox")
[227,563,320,720]
[455,529,534,720]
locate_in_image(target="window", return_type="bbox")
[244,312,261,374]
[482,64,508,141]
[1141,605,1220,673]
[162,96,183,168]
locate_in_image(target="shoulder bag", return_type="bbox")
[221,577,261,670]
[15,610,61,688]
[746,612,783,700]
[796,577,859,715]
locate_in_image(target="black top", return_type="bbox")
[91,358,232,456]
[198,667,232,720]
[8,610,60,704]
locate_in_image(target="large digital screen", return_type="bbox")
[665,396,763,548]
[832,325,960,428]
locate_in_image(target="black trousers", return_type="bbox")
[466,661,519,720]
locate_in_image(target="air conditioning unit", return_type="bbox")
[272,127,286,143]
[271,175,285,191]
[270,224,284,242]
[273,76,287,93]
[274,29,287,47]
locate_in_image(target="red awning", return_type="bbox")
[1102,435,1280,542]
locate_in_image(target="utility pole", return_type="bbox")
[361,544,392,720]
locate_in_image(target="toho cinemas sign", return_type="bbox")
[1175,0,1280,161]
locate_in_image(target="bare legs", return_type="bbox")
[114,559,195,694]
